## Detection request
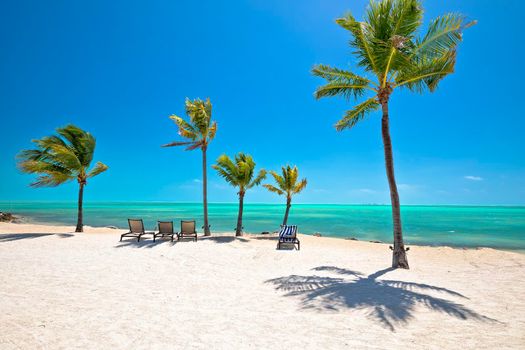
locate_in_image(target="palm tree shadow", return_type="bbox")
[114,239,176,249]
[0,233,74,242]
[199,236,250,244]
[266,266,498,331]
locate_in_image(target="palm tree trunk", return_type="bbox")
[75,182,85,233]
[202,147,211,236]
[282,196,291,226]
[236,191,244,236]
[381,101,409,269]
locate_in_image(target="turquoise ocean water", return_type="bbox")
[1,202,524,250]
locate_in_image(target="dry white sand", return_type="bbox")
[1,222,524,349]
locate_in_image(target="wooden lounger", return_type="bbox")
[120,219,155,242]
[179,220,198,242]
[154,221,179,242]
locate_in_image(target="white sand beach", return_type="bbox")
[1,222,524,349]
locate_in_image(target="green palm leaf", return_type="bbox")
[335,97,380,131]
[413,14,475,59]
[262,184,285,196]
[87,161,109,178]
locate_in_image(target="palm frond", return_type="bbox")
[293,178,308,194]
[247,169,267,189]
[335,97,380,131]
[314,81,373,100]
[208,121,218,141]
[46,143,82,170]
[312,64,372,85]
[395,49,456,92]
[262,184,285,196]
[87,161,109,178]
[270,170,287,192]
[162,141,194,148]
[186,141,204,151]
[389,0,422,38]
[336,14,380,74]
[213,154,241,187]
[413,13,474,59]
[170,115,199,140]
[31,172,73,188]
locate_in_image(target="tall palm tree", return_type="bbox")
[17,124,108,232]
[312,0,474,268]
[212,153,266,236]
[263,165,307,226]
[163,98,217,236]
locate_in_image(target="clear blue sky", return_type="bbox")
[1,0,524,205]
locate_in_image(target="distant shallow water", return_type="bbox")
[1,202,524,250]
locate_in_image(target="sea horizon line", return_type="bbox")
[1,200,524,208]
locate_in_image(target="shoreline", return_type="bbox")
[4,215,525,254]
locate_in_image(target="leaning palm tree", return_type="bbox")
[263,165,307,226]
[312,0,474,268]
[17,124,108,232]
[163,98,217,236]
[212,153,266,236]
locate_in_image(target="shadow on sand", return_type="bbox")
[114,238,177,249]
[0,233,74,242]
[199,236,250,244]
[266,266,498,331]
[114,235,250,248]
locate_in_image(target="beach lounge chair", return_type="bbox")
[179,220,198,241]
[277,225,300,250]
[120,219,155,242]
[154,221,178,242]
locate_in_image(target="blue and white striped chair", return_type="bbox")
[277,225,300,250]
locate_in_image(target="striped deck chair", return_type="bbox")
[277,225,300,250]
[120,219,155,242]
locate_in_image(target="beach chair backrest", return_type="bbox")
[279,225,297,239]
[128,219,145,233]
[158,221,174,234]
[181,220,196,234]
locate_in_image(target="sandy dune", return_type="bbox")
[0,222,524,349]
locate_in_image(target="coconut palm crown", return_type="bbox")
[263,165,307,226]
[212,153,266,236]
[17,124,108,232]
[312,0,474,268]
[163,98,217,236]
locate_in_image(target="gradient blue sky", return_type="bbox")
[1,0,524,205]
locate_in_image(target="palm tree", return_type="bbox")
[163,98,217,236]
[312,0,474,268]
[263,165,307,226]
[212,153,266,236]
[17,124,108,232]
